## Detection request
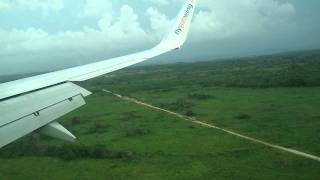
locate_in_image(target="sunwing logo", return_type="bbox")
[175,0,196,35]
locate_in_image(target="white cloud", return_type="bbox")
[0,0,65,15]
[147,7,171,40]
[82,0,113,18]
[0,0,297,55]
[143,0,297,43]
[0,4,151,59]
[189,0,296,42]
[148,0,170,6]
[0,0,300,74]
[0,1,12,13]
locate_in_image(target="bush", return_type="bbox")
[125,128,151,137]
[25,144,140,161]
[281,78,307,87]
[71,117,81,125]
[120,111,141,121]
[234,113,251,120]
[188,125,196,129]
[188,93,213,100]
[87,122,110,134]
[185,110,196,117]
[169,99,194,111]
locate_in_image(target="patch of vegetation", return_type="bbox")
[166,99,194,111]
[120,111,141,121]
[87,122,110,134]
[125,128,151,137]
[234,113,251,120]
[0,141,140,161]
[70,116,89,125]
[185,110,196,117]
[188,93,213,100]
[93,49,320,92]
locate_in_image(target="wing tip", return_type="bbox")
[157,0,197,50]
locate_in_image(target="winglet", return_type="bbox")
[157,0,197,50]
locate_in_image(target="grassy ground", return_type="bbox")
[127,87,320,156]
[1,50,320,179]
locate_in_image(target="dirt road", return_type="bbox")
[102,89,320,162]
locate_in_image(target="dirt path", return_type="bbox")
[102,89,320,162]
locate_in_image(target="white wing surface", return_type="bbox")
[0,0,197,148]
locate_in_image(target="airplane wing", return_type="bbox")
[0,0,197,148]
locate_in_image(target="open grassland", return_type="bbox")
[1,49,320,179]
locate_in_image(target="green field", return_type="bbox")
[1,50,320,180]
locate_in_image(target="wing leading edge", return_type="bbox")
[0,0,197,148]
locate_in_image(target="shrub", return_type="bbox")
[120,111,141,121]
[71,117,81,125]
[125,128,151,137]
[169,99,194,111]
[45,144,140,161]
[188,93,213,100]
[234,113,251,120]
[88,122,110,134]
[188,125,196,129]
[282,78,307,87]
[185,110,196,117]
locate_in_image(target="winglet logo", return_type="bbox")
[175,0,196,35]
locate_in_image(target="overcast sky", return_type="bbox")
[0,0,320,75]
